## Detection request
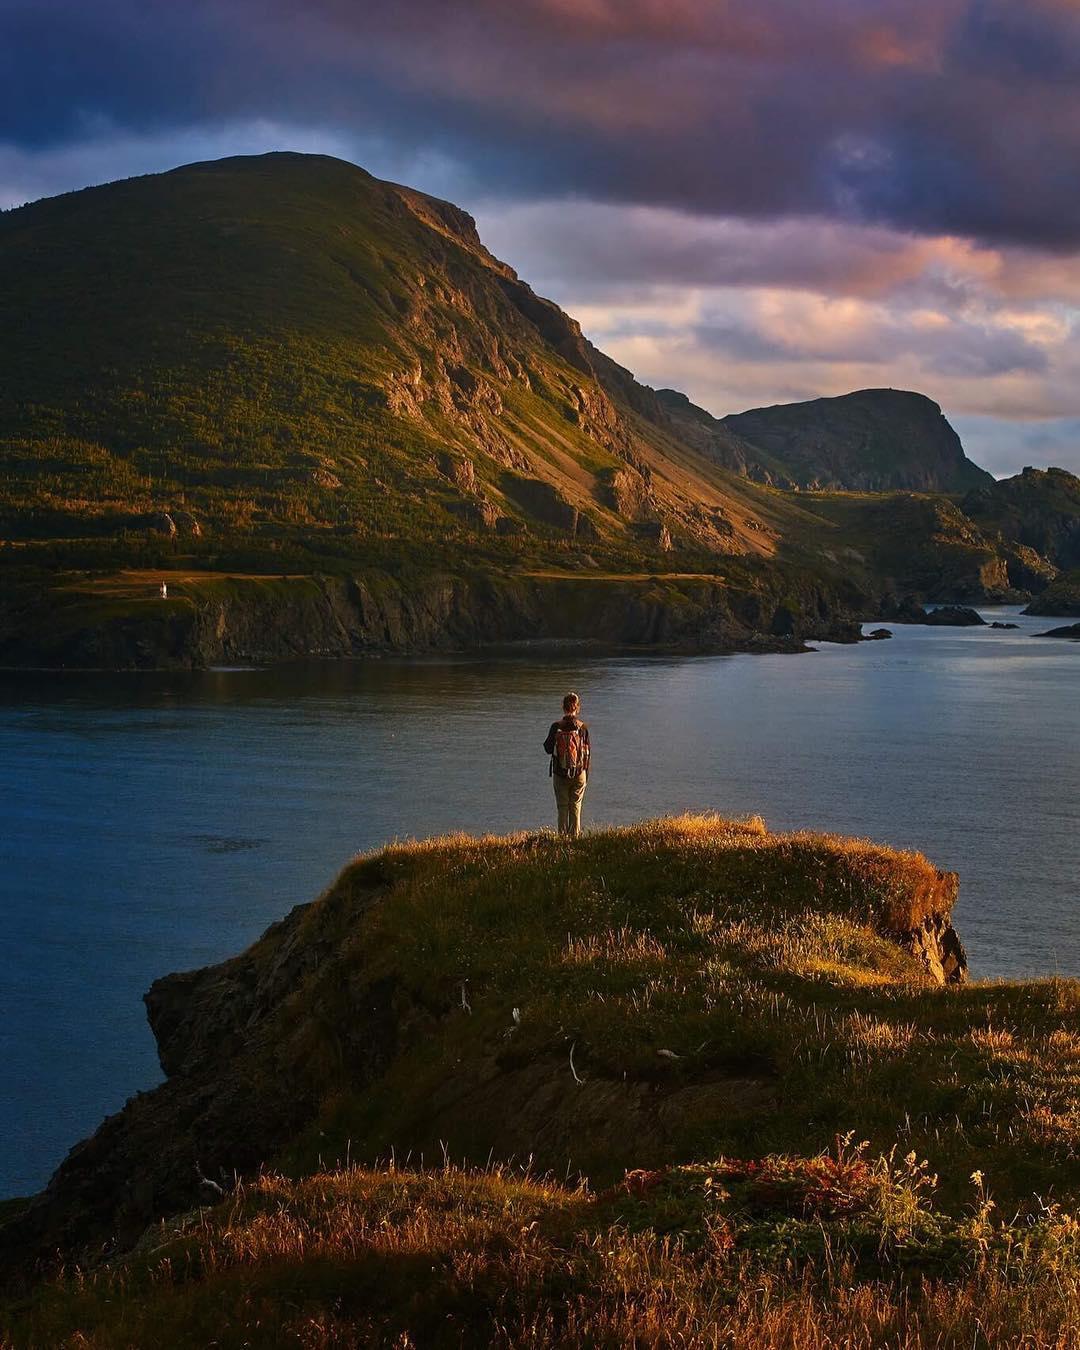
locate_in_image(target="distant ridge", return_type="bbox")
[723,388,994,493]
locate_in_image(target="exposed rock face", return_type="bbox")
[499,473,601,537]
[899,910,968,986]
[599,465,657,521]
[449,496,499,530]
[838,495,1022,605]
[436,452,478,493]
[723,390,993,493]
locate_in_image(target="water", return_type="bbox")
[2,606,1078,1196]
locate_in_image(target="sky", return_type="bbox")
[4,1,1080,476]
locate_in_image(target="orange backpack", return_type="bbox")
[553,722,589,778]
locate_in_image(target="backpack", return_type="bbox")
[553,721,589,779]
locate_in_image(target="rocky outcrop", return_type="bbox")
[436,451,478,493]
[1035,622,1080,639]
[923,605,986,626]
[898,910,968,986]
[1025,569,1080,617]
[500,474,600,538]
[598,465,657,521]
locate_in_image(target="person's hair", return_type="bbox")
[562,691,580,714]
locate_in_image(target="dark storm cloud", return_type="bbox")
[6,0,1080,248]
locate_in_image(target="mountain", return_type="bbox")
[0,152,1066,665]
[722,389,994,492]
[0,151,783,561]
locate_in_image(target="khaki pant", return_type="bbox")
[554,771,587,838]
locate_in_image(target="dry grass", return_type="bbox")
[8,1156,1080,1348]
[8,815,1080,1346]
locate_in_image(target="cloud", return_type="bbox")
[6,0,1080,246]
[6,0,1080,475]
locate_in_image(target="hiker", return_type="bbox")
[544,691,590,838]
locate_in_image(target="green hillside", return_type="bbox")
[0,152,785,565]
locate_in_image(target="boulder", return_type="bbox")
[923,605,986,626]
[146,511,178,539]
[990,621,1019,629]
[170,510,203,538]
[1035,622,1080,639]
[865,628,893,640]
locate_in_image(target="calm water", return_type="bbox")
[2,606,1078,1196]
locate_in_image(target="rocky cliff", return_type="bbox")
[0,566,864,670]
[1025,568,1080,616]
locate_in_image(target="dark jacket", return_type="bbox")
[544,715,591,779]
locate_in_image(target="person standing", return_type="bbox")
[544,691,590,838]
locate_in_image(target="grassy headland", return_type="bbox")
[5,815,1080,1345]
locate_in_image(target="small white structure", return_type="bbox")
[159,581,168,599]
